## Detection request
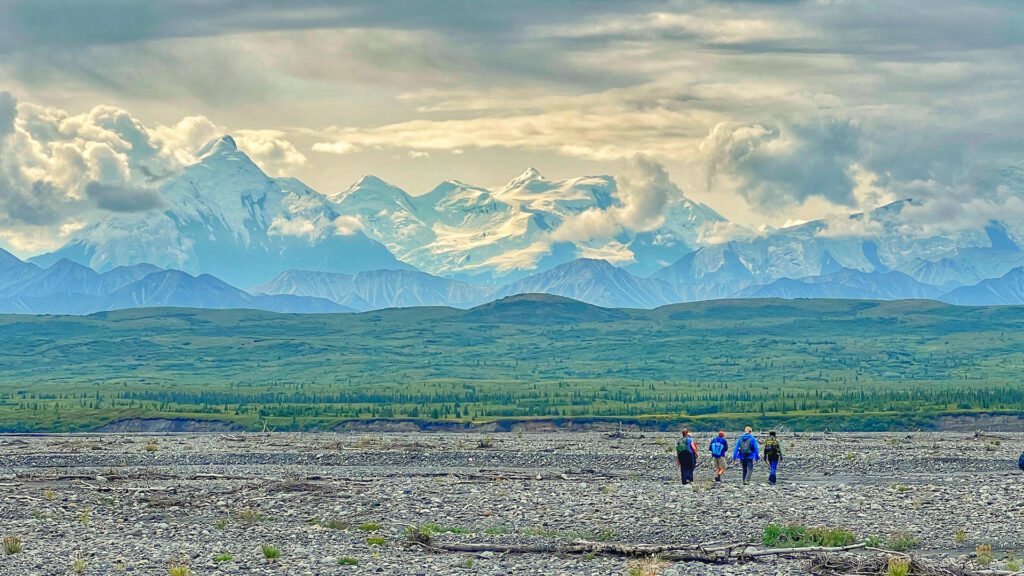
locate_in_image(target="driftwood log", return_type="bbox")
[416,539,866,563]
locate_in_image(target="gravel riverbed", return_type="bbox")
[1,431,1022,575]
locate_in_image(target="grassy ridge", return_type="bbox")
[1,295,1022,432]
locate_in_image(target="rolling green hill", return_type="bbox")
[1,295,1022,431]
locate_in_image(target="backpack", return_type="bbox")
[764,439,781,461]
[677,437,694,457]
[738,436,754,458]
[710,439,725,457]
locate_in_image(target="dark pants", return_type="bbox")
[741,459,754,483]
[678,452,695,484]
[768,459,779,484]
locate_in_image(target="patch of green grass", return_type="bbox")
[484,526,510,535]
[762,523,857,548]
[2,535,24,555]
[887,557,910,576]
[404,525,435,544]
[357,522,381,532]
[366,537,386,546]
[214,554,233,562]
[975,544,993,566]
[337,557,359,566]
[261,544,281,561]
[887,532,920,552]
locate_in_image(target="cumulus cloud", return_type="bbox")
[551,156,675,243]
[234,129,308,176]
[0,93,300,254]
[577,241,635,264]
[897,195,1024,238]
[702,118,861,211]
[268,214,363,241]
[312,141,360,155]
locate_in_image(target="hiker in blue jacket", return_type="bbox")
[709,431,729,483]
[733,426,759,484]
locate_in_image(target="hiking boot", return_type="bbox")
[714,476,721,483]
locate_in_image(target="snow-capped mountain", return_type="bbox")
[11,134,1024,312]
[33,136,409,287]
[329,168,725,282]
[251,269,496,311]
[651,201,1024,298]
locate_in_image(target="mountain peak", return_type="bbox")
[196,135,238,159]
[354,174,388,188]
[0,246,25,268]
[507,167,544,187]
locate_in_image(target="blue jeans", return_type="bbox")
[769,460,779,484]
[741,459,753,483]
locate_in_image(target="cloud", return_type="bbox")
[84,181,167,212]
[267,214,363,241]
[897,195,1024,238]
[233,129,308,176]
[697,220,752,245]
[577,241,635,264]
[0,93,298,255]
[814,213,884,239]
[0,92,15,138]
[312,141,360,155]
[550,156,675,243]
[702,118,861,211]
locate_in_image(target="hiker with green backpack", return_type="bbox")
[764,431,783,484]
[733,426,759,484]
[676,428,698,485]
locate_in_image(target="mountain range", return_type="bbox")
[5,133,1024,314]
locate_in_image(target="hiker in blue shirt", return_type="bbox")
[1019,451,1024,472]
[709,431,729,483]
[733,426,759,484]
[675,428,698,485]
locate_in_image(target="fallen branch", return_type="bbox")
[417,539,870,564]
[744,542,866,557]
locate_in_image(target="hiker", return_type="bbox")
[733,426,759,484]
[763,431,782,484]
[1018,450,1024,472]
[708,431,729,482]
[676,428,698,485]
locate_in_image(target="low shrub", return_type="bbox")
[887,532,920,552]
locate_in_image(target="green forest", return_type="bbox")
[1,295,1023,431]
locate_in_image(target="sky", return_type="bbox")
[1,0,1023,256]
